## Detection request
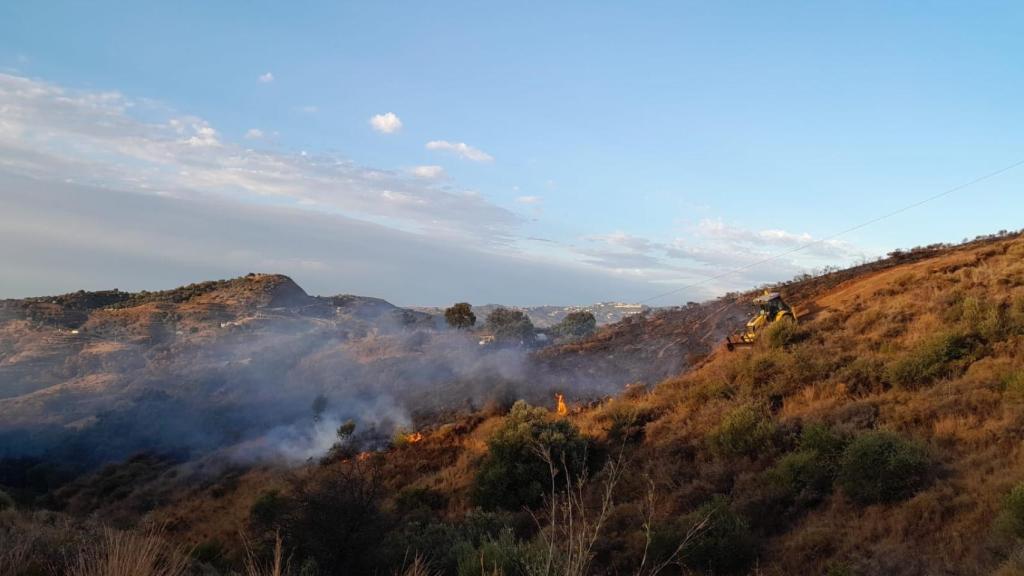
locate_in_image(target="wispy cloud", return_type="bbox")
[369,112,402,134]
[258,72,274,83]
[0,73,517,243]
[244,128,265,140]
[515,195,542,205]
[426,140,493,162]
[411,165,445,179]
[572,220,867,299]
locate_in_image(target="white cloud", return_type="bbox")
[298,105,318,114]
[515,195,542,204]
[369,112,402,134]
[0,73,518,243]
[411,165,445,179]
[258,72,274,83]
[426,140,493,162]
[244,128,265,140]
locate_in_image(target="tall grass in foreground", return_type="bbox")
[242,531,291,576]
[70,527,189,576]
[395,554,442,576]
[0,533,33,576]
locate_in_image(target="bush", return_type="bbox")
[653,496,755,574]
[1011,296,1024,334]
[839,356,887,395]
[279,464,388,574]
[996,482,1024,539]
[602,403,657,444]
[837,431,930,505]
[709,405,775,458]
[885,331,978,388]
[762,318,806,349]
[383,521,464,575]
[249,489,285,531]
[454,529,547,576]
[395,486,447,516]
[472,401,588,510]
[1005,371,1024,401]
[770,424,847,504]
[0,489,13,512]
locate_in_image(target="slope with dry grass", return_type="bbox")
[4,232,1024,576]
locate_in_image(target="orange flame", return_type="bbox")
[404,432,424,444]
[356,451,372,461]
[555,393,568,416]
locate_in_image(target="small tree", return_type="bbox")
[485,307,535,344]
[553,311,597,340]
[444,302,476,329]
[472,401,587,510]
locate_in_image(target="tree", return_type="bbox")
[553,311,597,340]
[485,307,535,344]
[311,394,328,423]
[444,302,476,329]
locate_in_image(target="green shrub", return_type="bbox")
[885,331,978,388]
[996,482,1024,539]
[958,296,1005,341]
[1004,371,1024,400]
[0,489,13,511]
[709,405,775,458]
[837,431,930,505]
[394,486,448,517]
[472,401,588,510]
[603,404,657,444]
[249,489,284,528]
[762,318,806,349]
[839,356,887,395]
[1010,296,1024,334]
[383,521,464,574]
[653,496,755,574]
[758,424,848,516]
[454,529,548,576]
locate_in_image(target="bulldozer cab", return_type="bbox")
[753,292,792,322]
[726,292,796,351]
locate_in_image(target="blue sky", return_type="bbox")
[1,1,1022,305]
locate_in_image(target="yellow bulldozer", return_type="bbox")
[725,292,797,351]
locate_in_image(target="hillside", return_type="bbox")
[3,231,1024,576]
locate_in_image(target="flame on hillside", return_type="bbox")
[404,432,424,444]
[555,393,568,416]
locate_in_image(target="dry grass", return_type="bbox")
[394,554,442,576]
[242,531,290,576]
[69,526,190,576]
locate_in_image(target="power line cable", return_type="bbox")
[638,157,1024,304]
